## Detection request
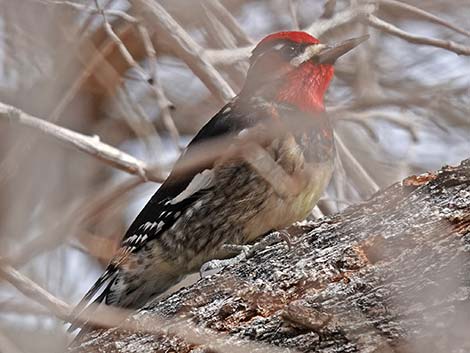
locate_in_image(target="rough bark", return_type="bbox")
[70,158,470,353]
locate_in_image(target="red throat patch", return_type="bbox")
[275,62,334,113]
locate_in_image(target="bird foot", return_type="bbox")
[199,245,251,278]
[199,230,295,278]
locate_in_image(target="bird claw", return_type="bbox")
[199,230,295,278]
[252,229,299,251]
[199,247,250,278]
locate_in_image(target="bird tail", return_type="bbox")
[67,266,117,333]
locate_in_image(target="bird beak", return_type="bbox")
[315,35,370,64]
[290,35,369,67]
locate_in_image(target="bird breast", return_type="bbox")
[242,133,335,242]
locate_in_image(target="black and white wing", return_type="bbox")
[121,101,261,251]
[69,100,263,328]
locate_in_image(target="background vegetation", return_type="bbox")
[0,0,469,351]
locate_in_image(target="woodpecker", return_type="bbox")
[71,31,367,327]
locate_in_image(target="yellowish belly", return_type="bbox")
[244,160,334,241]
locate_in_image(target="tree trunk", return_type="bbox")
[70,159,470,353]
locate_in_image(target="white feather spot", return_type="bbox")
[156,220,165,232]
[126,235,137,242]
[290,44,327,67]
[170,169,214,204]
[238,128,250,138]
[141,221,155,231]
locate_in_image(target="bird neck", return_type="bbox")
[274,63,334,113]
[239,62,334,114]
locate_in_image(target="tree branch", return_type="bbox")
[366,14,470,55]
[0,259,71,321]
[378,0,470,38]
[206,3,376,66]
[70,158,470,352]
[0,102,165,182]
[133,0,236,103]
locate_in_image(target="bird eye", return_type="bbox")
[280,44,298,58]
[280,44,299,59]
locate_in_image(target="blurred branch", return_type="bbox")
[94,0,152,83]
[366,14,470,55]
[0,330,25,353]
[0,299,61,317]
[335,133,379,197]
[288,0,300,30]
[0,13,141,185]
[0,102,165,182]
[337,116,379,142]
[0,259,71,321]
[116,85,159,153]
[94,0,179,147]
[203,0,253,45]
[306,3,376,37]
[0,258,132,331]
[205,46,252,66]
[321,0,336,19]
[206,3,377,66]
[32,0,138,23]
[0,253,281,353]
[338,111,419,142]
[8,177,144,268]
[134,0,236,103]
[378,0,470,37]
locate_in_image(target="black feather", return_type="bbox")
[67,266,117,332]
[70,99,260,327]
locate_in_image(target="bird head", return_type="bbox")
[241,31,369,112]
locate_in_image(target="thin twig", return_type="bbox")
[306,3,376,37]
[8,177,145,267]
[341,111,419,142]
[202,1,249,85]
[94,0,152,83]
[115,86,160,156]
[335,133,379,198]
[288,0,300,30]
[135,19,158,85]
[134,0,235,103]
[378,0,470,38]
[136,19,181,147]
[205,46,252,66]
[206,4,377,66]
[0,28,121,186]
[94,0,179,148]
[337,116,379,142]
[32,0,138,23]
[96,0,180,149]
[0,101,164,182]
[366,14,470,56]
[202,0,253,45]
